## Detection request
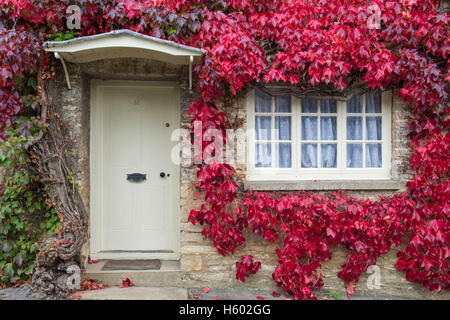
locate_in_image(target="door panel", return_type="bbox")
[97,85,179,253]
[138,185,166,230]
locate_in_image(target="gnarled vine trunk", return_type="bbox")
[28,75,88,299]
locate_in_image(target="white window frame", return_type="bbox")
[247,89,392,181]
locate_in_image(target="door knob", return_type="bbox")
[160,172,165,178]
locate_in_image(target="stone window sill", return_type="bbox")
[244,180,404,191]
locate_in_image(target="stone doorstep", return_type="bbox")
[84,260,181,287]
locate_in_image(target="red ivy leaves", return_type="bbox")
[242,191,413,299]
[187,161,244,256]
[202,286,210,293]
[1,0,449,300]
[0,28,41,137]
[236,255,261,283]
[79,278,109,291]
[88,255,99,264]
[345,283,355,299]
[119,278,135,288]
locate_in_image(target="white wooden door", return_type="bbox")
[90,82,180,258]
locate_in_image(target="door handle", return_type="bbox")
[160,172,170,178]
[127,173,147,182]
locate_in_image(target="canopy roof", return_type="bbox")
[43,29,206,65]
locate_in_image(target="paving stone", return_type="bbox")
[0,284,36,300]
[73,286,187,300]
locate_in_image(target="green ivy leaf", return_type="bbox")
[12,76,23,86]
[27,77,37,90]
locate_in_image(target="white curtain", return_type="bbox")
[366,116,382,167]
[302,116,317,140]
[301,116,318,168]
[322,144,337,168]
[255,91,293,168]
[255,116,271,140]
[275,116,291,140]
[256,143,271,167]
[255,93,382,169]
[275,95,291,112]
[347,144,362,168]
[255,89,271,112]
[302,99,318,113]
[302,144,317,168]
[255,116,271,167]
[346,95,363,168]
[276,143,291,168]
[366,116,381,140]
[274,116,292,168]
[365,90,382,168]
[255,116,293,168]
[347,95,362,113]
[320,116,337,168]
[346,91,382,168]
[347,116,362,140]
[301,109,338,168]
[366,144,382,168]
[366,90,381,113]
[346,116,362,168]
[321,100,337,113]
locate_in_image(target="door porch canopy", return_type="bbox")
[43,29,206,88]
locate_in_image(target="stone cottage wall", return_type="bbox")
[54,57,448,299]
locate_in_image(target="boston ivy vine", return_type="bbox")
[0,0,448,299]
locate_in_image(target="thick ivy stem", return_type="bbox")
[28,77,88,299]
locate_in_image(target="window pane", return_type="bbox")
[255,116,271,140]
[347,95,362,113]
[366,116,382,140]
[321,116,337,140]
[256,143,272,167]
[301,143,318,168]
[275,116,291,140]
[366,144,382,168]
[301,116,318,140]
[275,95,291,113]
[347,116,362,140]
[276,143,292,168]
[321,144,337,168]
[366,90,382,113]
[255,88,272,112]
[347,144,363,168]
[320,100,337,113]
[301,99,318,113]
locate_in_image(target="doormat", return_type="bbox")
[101,259,161,271]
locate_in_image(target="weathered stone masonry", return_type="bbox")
[56,57,448,299]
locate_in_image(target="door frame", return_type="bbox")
[89,80,181,260]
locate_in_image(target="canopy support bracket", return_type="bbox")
[55,52,71,90]
[189,55,193,90]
